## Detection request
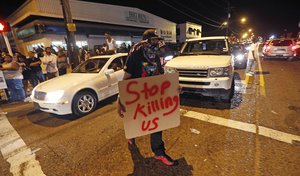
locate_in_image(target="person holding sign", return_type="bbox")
[117,29,178,166]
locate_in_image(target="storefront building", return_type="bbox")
[5,0,176,54]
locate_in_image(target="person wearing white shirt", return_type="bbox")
[42,47,58,79]
[246,37,258,74]
[105,32,117,54]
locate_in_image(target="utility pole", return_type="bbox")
[60,0,80,69]
[2,32,13,56]
[226,0,230,37]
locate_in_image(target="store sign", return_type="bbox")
[125,11,149,24]
[186,23,202,38]
[160,29,173,41]
[118,73,180,139]
[0,71,7,89]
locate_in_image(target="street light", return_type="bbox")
[242,33,248,39]
[222,21,228,26]
[248,28,252,32]
[241,17,246,24]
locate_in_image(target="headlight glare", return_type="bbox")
[45,90,64,102]
[236,54,244,60]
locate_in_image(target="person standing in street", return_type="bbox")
[117,29,178,166]
[15,52,32,96]
[0,55,25,102]
[105,32,117,54]
[28,51,45,88]
[57,51,69,76]
[246,37,258,75]
[42,47,58,79]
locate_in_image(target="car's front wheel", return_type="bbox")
[219,79,235,103]
[72,90,97,116]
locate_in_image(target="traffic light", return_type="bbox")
[0,21,11,32]
[0,22,4,31]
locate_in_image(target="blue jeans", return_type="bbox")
[246,59,256,73]
[31,71,45,88]
[6,79,26,102]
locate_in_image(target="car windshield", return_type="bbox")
[230,44,245,54]
[182,39,229,55]
[72,57,110,73]
[271,39,293,46]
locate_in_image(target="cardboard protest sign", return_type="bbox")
[118,73,180,139]
[0,71,7,89]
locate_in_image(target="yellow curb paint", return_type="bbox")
[256,57,266,96]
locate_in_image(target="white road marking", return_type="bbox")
[182,110,300,144]
[0,114,45,176]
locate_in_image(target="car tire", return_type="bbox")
[220,79,235,103]
[72,90,97,117]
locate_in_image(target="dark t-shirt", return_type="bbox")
[28,57,42,72]
[124,41,164,79]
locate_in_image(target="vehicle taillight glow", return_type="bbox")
[266,46,271,51]
[292,45,296,51]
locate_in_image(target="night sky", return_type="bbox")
[1,0,299,38]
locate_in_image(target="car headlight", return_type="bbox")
[164,66,177,73]
[45,90,64,102]
[236,54,244,60]
[164,55,174,61]
[209,66,231,77]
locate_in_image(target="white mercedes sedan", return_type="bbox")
[31,53,128,116]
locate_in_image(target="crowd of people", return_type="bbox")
[0,46,70,102]
[0,32,161,103]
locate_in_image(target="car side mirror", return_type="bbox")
[105,69,114,76]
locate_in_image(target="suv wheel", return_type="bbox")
[72,90,97,116]
[220,79,235,103]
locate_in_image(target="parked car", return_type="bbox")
[164,36,234,102]
[230,43,248,69]
[262,38,297,60]
[31,53,128,116]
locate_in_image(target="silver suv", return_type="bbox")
[263,38,297,60]
[164,36,234,102]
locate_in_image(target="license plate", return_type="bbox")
[276,49,285,51]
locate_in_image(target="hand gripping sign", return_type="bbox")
[118,73,180,139]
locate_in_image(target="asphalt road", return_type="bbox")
[1,56,300,176]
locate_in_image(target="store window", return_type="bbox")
[51,41,67,52]
[76,41,88,48]
[27,43,45,52]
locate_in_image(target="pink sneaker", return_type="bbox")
[127,139,135,145]
[154,154,178,166]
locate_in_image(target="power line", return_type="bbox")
[159,0,221,28]
[209,0,228,10]
[192,0,226,19]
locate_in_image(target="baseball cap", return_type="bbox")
[142,29,163,40]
